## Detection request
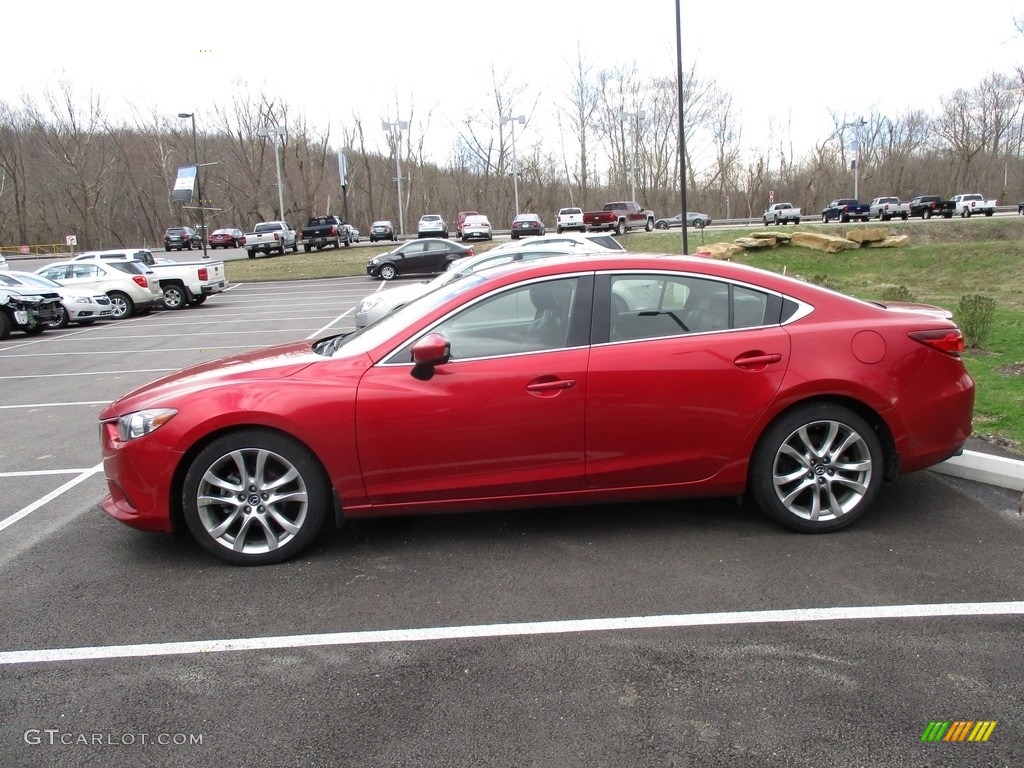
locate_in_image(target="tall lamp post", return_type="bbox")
[177,112,208,258]
[381,120,408,237]
[841,117,867,200]
[619,109,646,202]
[500,114,525,216]
[258,125,287,220]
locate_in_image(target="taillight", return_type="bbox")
[466,247,475,257]
[132,276,148,288]
[198,267,208,281]
[274,233,280,241]
[330,225,337,235]
[909,329,965,357]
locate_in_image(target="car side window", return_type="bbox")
[609,275,770,341]
[391,277,581,362]
[71,264,100,279]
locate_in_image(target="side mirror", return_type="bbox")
[411,332,450,366]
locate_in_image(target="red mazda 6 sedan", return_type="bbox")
[99,254,974,565]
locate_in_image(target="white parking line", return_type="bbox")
[0,369,175,380]
[0,463,103,534]
[0,401,108,409]
[1,601,1021,666]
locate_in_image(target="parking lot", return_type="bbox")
[1,273,1023,767]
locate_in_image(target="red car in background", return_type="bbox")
[98,254,974,566]
[208,228,244,249]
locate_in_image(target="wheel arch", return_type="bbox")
[168,424,344,535]
[748,395,899,485]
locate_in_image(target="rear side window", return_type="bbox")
[109,262,146,275]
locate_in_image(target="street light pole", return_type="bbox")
[177,112,208,258]
[842,117,867,200]
[258,125,287,220]
[381,120,409,237]
[500,114,525,216]
[619,110,646,202]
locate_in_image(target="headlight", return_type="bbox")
[357,296,383,313]
[117,408,177,441]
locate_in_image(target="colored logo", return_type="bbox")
[921,721,997,742]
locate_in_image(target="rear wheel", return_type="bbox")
[694,219,706,230]
[181,429,330,566]
[303,244,311,253]
[924,209,932,219]
[645,219,654,232]
[247,250,257,259]
[749,403,882,533]
[107,291,134,319]
[615,220,626,236]
[162,284,189,310]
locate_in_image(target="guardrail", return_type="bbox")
[0,243,68,256]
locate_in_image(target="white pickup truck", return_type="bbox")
[73,248,229,309]
[243,221,298,258]
[762,203,801,225]
[556,207,586,234]
[950,193,997,218]
[868,197,910,221]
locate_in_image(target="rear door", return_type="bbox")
[586,271,791,487]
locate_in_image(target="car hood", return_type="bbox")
[100,341,322,417]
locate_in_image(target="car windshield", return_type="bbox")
[9,273,60,288]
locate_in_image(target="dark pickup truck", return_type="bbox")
[908,195,955,219]
[821,199,870,223]
[299,215,352,252]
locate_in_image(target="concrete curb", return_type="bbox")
[932,450,1024,492]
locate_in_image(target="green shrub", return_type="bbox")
[880,285,917,302]
[957,294,997,348]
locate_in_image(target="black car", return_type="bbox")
[164,226,203,251]
[365,238,474,280]
[369,220,398,243]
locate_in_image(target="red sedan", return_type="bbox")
[208,228,244,249]
[99,254,974,565]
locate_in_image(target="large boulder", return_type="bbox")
[864,235,911,248]
[693,242,743,260]
[846,227,889,244]
[790,231,859,253]
[734,237,778,250]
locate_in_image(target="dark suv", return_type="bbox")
[164,226,203,251]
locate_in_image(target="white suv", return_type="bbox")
[36,259,163,319]
[417,214,449,239]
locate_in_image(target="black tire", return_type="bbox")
[984,211,993,217]
[794,218,801,225]
[162,283,189,310]
[181,429,330,566]
[191,295,208,306]
[164,245,170,252]
[512,234,519,240]
[379,264,397,280]
[615,220,626,236]
[961,208,970,218]
[694,219,706,230]
[821,213,828,223]
[749,403,883,533]
[107,291,134,319]
[76,319,96,326]
[656,221,669,230]
[924,209,932,219]
[303,244,311,253]
[47,304,70,329]
[247,250,256,259]
[645,218,654,232]
[0,310,10,339]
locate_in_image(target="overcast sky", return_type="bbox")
[5,1,1022,166]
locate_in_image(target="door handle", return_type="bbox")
[526,378,577,393]
[733,352,783,370]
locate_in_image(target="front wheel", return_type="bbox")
[181,429,330,566]
[656,221,669,230]
[749,403,883,533]
[645,219,654,232]
[924,209,932,219]
[379,264,397,280]
[821,213,828,223]
[47,304,70,329]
